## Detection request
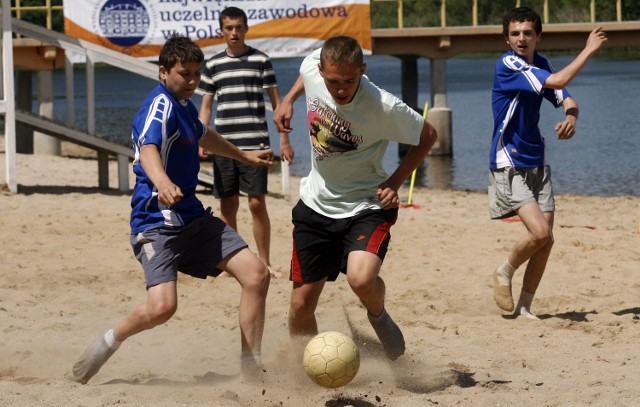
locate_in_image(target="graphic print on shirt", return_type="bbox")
[306,97,363,159]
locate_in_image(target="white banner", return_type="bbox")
[63,0,371,59]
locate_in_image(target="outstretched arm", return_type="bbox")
[199,127,273,167]
[544,27,607,89]
[273,75,305,133]
[377,120,438,209]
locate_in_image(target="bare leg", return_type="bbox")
[288,279,326,337]
[248,194,281,278]
[73,282,178,383]
[347,251,405,360]
[498,203,554,318]
[216,195,240,278]
[219,195,240,230]
[220,248,270,363]
[114,282,178,340]
[346,251,385,316]
[513,211,554,319]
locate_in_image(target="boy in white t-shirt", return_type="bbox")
[273,36,437,360]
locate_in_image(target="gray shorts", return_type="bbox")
[131,208,247,288]
[212,154,268,198]
[488,166,555,219]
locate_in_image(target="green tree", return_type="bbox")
[11,0,64,31]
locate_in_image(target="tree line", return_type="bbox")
[371,0,640,28]
[12,0,640,35]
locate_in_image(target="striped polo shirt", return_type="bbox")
[198,46,278,150]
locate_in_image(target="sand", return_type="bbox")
[1,140,639,406]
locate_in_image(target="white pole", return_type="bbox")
[281,158,290,201]
[2,0,17,192]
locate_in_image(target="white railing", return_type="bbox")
[1,1,158,192]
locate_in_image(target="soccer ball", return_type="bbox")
[303,331,360,388]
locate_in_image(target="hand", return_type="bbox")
[585,27,607,54]
[157,181,184,207]
[198,146,210,159]
[280,138,295,164]
[273,101,294,133]
[243,148,274,167]
[377,183,400,209]
[555,118,576,140]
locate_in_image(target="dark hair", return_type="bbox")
[219,6,248,28]
[320,36,363,68]
[158,33,204,76]
[502,7,542,37]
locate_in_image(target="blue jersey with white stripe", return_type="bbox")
[130,84,207,235]
[490,50,570,169]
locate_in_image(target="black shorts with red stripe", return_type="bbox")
[290,200,398,284]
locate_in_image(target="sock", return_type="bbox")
[496,260,517,286]
[103,329,122,350]
[515,290,540,320]
[367,308,405,360]
[241,352,262,369]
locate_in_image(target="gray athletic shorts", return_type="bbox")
[212,154,268,198]
[488,165,555,219]
[131,208,247,288]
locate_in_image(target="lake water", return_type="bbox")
[47,54,640,196]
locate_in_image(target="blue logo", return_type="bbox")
[98,0,150,47]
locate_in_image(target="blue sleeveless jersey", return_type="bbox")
[130,84,207,235]
[490,50,570,169]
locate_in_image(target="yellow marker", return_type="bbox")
[405,101,428,207]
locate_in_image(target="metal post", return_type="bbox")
[87,52,109,189]
[617,0,622,21]
[543,0,549,23]
[2,0,18,192]
[429,59,452,156]
[16,70,33,153]
[34,70,60,155]
[472,0,478,26]
[65,52,75,126]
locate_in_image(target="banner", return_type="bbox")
[63,0,371,59]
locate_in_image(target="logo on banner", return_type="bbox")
[93,0,157,47]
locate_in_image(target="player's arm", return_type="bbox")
[139,144,184,206]
[267,86,296,164]
[377,120,438,208]
[544,27,607,90]
[555,97,579,140]
[273,75,304,133]
[199,126,273,167]
[198,94,215,158]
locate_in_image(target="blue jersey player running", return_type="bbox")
[490,7,607,319]
[72,34,273,384]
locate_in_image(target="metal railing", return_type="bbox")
[11,0,62,30]
[374,0,626,29]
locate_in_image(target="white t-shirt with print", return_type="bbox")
[298,48,424,218]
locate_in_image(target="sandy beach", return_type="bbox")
[1,140,639,406]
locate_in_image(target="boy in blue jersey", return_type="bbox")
[490,7,607,319]
[198,7,294,279]
[72,34,274,384]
